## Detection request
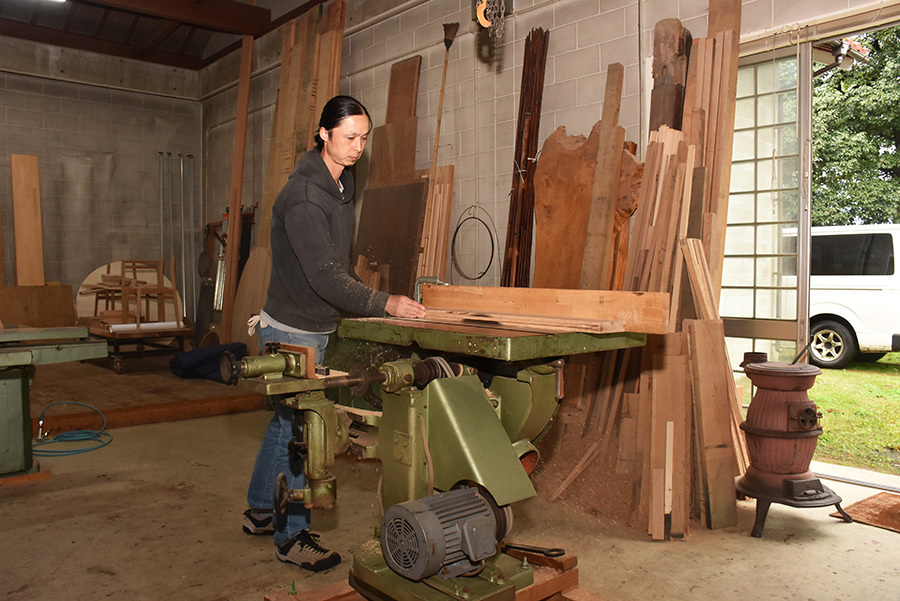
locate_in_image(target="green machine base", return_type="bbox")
[350,541,533,601]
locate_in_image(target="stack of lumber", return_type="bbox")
[227,1,345,353]
[501,27,550,288]
[542,7,748,539]
[681,11,740,298]
[354,53,455,297]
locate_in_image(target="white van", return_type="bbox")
[809,224,900,368]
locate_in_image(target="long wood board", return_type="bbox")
[11,154,45,287]
[421,284,669,334]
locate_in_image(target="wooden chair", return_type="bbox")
[98,258,183,329]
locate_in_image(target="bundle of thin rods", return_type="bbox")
[501,27,549,287]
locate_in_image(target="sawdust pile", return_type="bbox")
[531,406,641,530]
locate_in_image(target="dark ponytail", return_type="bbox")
[314,95,372,149]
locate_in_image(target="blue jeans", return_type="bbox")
[246,324,329,544]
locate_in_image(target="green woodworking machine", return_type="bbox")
[223,316,645,601]
[0,326,108,478]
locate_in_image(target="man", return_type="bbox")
[243,95,425,572]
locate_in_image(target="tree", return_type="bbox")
[812,27,900,226]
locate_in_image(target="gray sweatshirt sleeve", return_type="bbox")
[284,201,390,317]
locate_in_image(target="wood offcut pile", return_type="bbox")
[522,5,748,540]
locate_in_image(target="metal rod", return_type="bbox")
[179,154,187,316]
[187,154,196,321]
[158,152,165,256]
[167,153,175,264]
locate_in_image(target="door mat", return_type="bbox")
[831,492,900,534]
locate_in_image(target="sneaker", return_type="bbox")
[242,509,275,535]
[275,530,342,572]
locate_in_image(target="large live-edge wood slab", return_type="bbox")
[421,285,669,334]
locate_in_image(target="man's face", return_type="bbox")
[320,114,370,170]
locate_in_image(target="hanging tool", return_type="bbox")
[419,22,459,277]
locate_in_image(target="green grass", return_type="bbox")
[808,352,900,475]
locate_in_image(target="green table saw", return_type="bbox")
[0,326,109,478]
[224,316,646,601]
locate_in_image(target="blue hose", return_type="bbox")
[32,402,113,457]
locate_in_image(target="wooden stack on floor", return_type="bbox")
[501,27,550,288]
[544,8,748,540]
[228,1,345,353]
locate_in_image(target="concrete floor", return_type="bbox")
[1,410,898,601]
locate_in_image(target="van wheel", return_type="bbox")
[810,320,857,369]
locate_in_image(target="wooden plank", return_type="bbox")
[386,55,422,123]
[517,565,579,601]
[708,0,742,38]
[0,285,76,328]
[649,19,691,132]
[611,148,643,291]
[11,154,45,286]
[650,467,665,540]
[423,308,624,335]
[0,470,52,487]
[420,284,669,334]
[265,578,363,601]
[581,63,625,291]
[429,165,455,280]
[686,318,738,529]
[220,32,254,342]
[707,30,740,297]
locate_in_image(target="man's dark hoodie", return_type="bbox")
[263,149,389,333]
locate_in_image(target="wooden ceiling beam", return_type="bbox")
[79,0,270,37]
[0,18,203,69]
[136,19,181,57]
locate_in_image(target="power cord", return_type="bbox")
[32,402,113,457]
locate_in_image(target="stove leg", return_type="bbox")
[833,503,853,523]
[751,499,771,538]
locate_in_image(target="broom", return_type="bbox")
[419,22,459,278]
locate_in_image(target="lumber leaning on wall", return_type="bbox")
[11,154,45,287]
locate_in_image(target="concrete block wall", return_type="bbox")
[202,67,279,233]
[0,0,893,308]
[335,0,892,288]
[341,0,663,287]
[0,71,201,306]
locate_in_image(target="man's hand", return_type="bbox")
[386,295,426,319]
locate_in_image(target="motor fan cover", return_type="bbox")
[380,487,498,581]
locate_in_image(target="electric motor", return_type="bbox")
[380,487,499,581]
